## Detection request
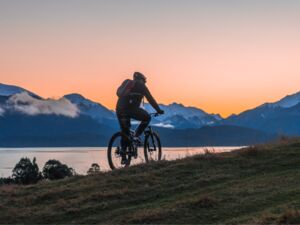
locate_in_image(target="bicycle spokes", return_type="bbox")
[144,133,161,162]
[108,128,162,170]
[108,133,131,169]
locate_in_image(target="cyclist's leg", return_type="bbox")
[116,110,131,149]
[130,108,151,137]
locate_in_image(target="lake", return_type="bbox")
[0,146,243,177]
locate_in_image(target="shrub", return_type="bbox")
[12,157,42,185]
[238,146,260,157]
[42,160,74,180]
[87,163,101,175]
[0,177,15,185]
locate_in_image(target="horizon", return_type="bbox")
[1,0,300,117]
[1,81,299,119]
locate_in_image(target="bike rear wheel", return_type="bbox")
[107,132,132,170]
[144,132,162,163]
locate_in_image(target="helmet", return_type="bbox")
[133,72,147,82]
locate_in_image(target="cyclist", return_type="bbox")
[116,72,164,164]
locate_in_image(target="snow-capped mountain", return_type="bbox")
[222,91,300,135]
[64,94,116,124]
[0,84,115,122]
[0,85,118,147]
[270,92,300,108]
[144,102,222,129]
[0,83,40,98]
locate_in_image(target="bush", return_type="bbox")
[12,157,42,185]
[87,163,101,175]
[42,160,74,180]
[0,177,15,185]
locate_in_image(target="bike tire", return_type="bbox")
[107,132,132,170]
[144,131,162,163]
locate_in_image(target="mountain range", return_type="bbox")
[221,93,300,135]
[2,82,300,147]
[143,103,222,129]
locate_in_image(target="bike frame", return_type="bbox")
[131,113,159,154]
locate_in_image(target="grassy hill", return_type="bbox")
[0,140,299,224]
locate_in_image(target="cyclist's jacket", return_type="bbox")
[116,80,160,112]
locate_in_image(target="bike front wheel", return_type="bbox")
[144,132,162,163]
[107,132,132,170]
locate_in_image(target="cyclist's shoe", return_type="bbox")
[119,147,128,165]
[121,155,128,165]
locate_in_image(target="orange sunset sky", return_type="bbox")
[1,0,300,117]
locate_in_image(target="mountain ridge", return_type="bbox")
[0,83,40,99]
[222,92,300,135]
[0,82,299,146]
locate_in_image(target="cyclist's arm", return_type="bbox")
[143,85,161,112]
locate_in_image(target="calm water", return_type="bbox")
[0,147,243,177]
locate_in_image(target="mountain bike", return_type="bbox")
[107,113,162,170]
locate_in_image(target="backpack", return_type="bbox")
[116,79,136,97]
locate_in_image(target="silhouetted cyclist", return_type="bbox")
[116,72,164,164]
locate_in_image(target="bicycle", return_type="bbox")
[107,113,162,170]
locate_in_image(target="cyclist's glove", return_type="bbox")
[157,109,165,115]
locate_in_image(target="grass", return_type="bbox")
[0,140,299,224]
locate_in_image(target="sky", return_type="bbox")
[1,0,300,117]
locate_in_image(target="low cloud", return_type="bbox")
[8,92,79,118]
[153,123,174,129]
[0,106,4,116]
[129,121,174,129]
[131,120,139,125]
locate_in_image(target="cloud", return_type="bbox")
[152,123,174,129]
[0,106,4,116]
[130,121,174,129]
[131,120,140,125]
[7,92,79,118]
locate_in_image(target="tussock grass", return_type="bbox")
[237,146,261,157]
[0,140,299,224]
